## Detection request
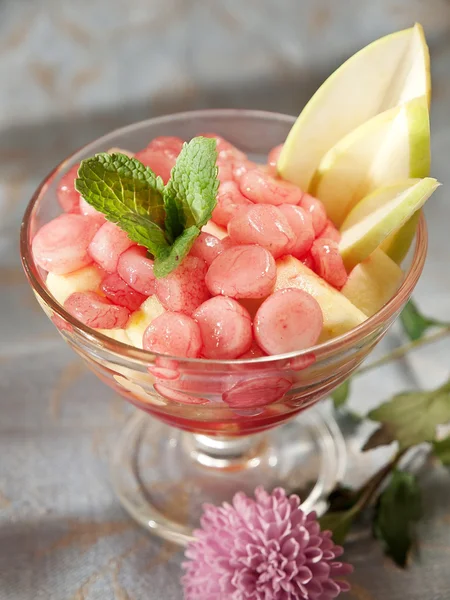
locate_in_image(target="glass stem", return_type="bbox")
[184,433,265,469]
[193,434,258,458]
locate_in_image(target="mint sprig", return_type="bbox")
[75,137,218,277]
[76,153,166,227]
[76,153,169,257]
[154,225,200,278]
[166,136,220,230]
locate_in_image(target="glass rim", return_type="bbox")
[20,108,428,367]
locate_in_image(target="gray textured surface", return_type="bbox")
[1,1,450,598]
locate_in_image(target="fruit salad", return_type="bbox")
[32,24,439,367]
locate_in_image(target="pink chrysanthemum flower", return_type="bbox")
[182,487,353,600]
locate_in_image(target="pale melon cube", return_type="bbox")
[275,255,367,341]
[46,265,104,305]
[107,147,134,157]
[113,375,166,406]
[125,295,166,348]
[202,220,228,240]
[95,328,130,344]
[341,248,403,316]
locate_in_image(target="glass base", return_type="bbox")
[111,408,347,546]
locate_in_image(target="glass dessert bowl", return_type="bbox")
[20,109,428,545]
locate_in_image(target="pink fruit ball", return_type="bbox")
[193,296,252,359]
[316,219,342,244]
[217,159,235,184]
[199,133,247,161]
[219,236,235,252]
[239,168,303,206]
[222,376,292,408]
[134,148,176,184]
[212,181,252,228]
[155,255,210,315]
[301,252,315,272]
[88,222,135,273]
[148,357,180,381]
[32,214,101,275]
[146,136,184,157]
[279,204,315,259]
[206,245,276,299]
[254,288,323,355]
[232,159,258,183]
[117,246,156,296]
[143,311,202,358]
[57,164,81,213]
[64,291,130,329]
[228,204,295,259]
[310,239,348,290]
[300,193,327,236]
[79,197,106,224]
[289,352,316,371]
[267,144,284,176]
[101,273,146,311]
[190,232,224,266]
[237,341,267,359]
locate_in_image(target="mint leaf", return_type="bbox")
[332,379,351,409]
[75,152,169,258]
[163,183,186,241]
[373,470,422,568]
[154,226,200,278]
[119,214,169,257]
[164,137,219,235]
[76,139,219,278]
[76,153,166,229]
[433,436,450,466]
[364,379,450,451]
[400,299,448,341]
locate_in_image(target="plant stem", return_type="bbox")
[338,450,407,526]
[353,450,406,512]
[355,326,450,378]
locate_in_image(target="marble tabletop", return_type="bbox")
[1,1,450,598]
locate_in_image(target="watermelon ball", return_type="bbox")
[254,288,323,355]
[193,296,252,359]
[206,245,276,299]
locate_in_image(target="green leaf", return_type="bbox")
[119,214,169,258]
[75,153,169,258]
[365,379,450,451]
[363,425,397,451]
[373,469,422,568]
[319,510,355,545]
[163,182,186,242]
[332,379,351,409]
[76,153,166,228]
[433,436,450,466]
[153,226,200,278]
[165,137,219,235]
[76,139,219,278]
[400,299,447,341]
[318,484,364,544]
